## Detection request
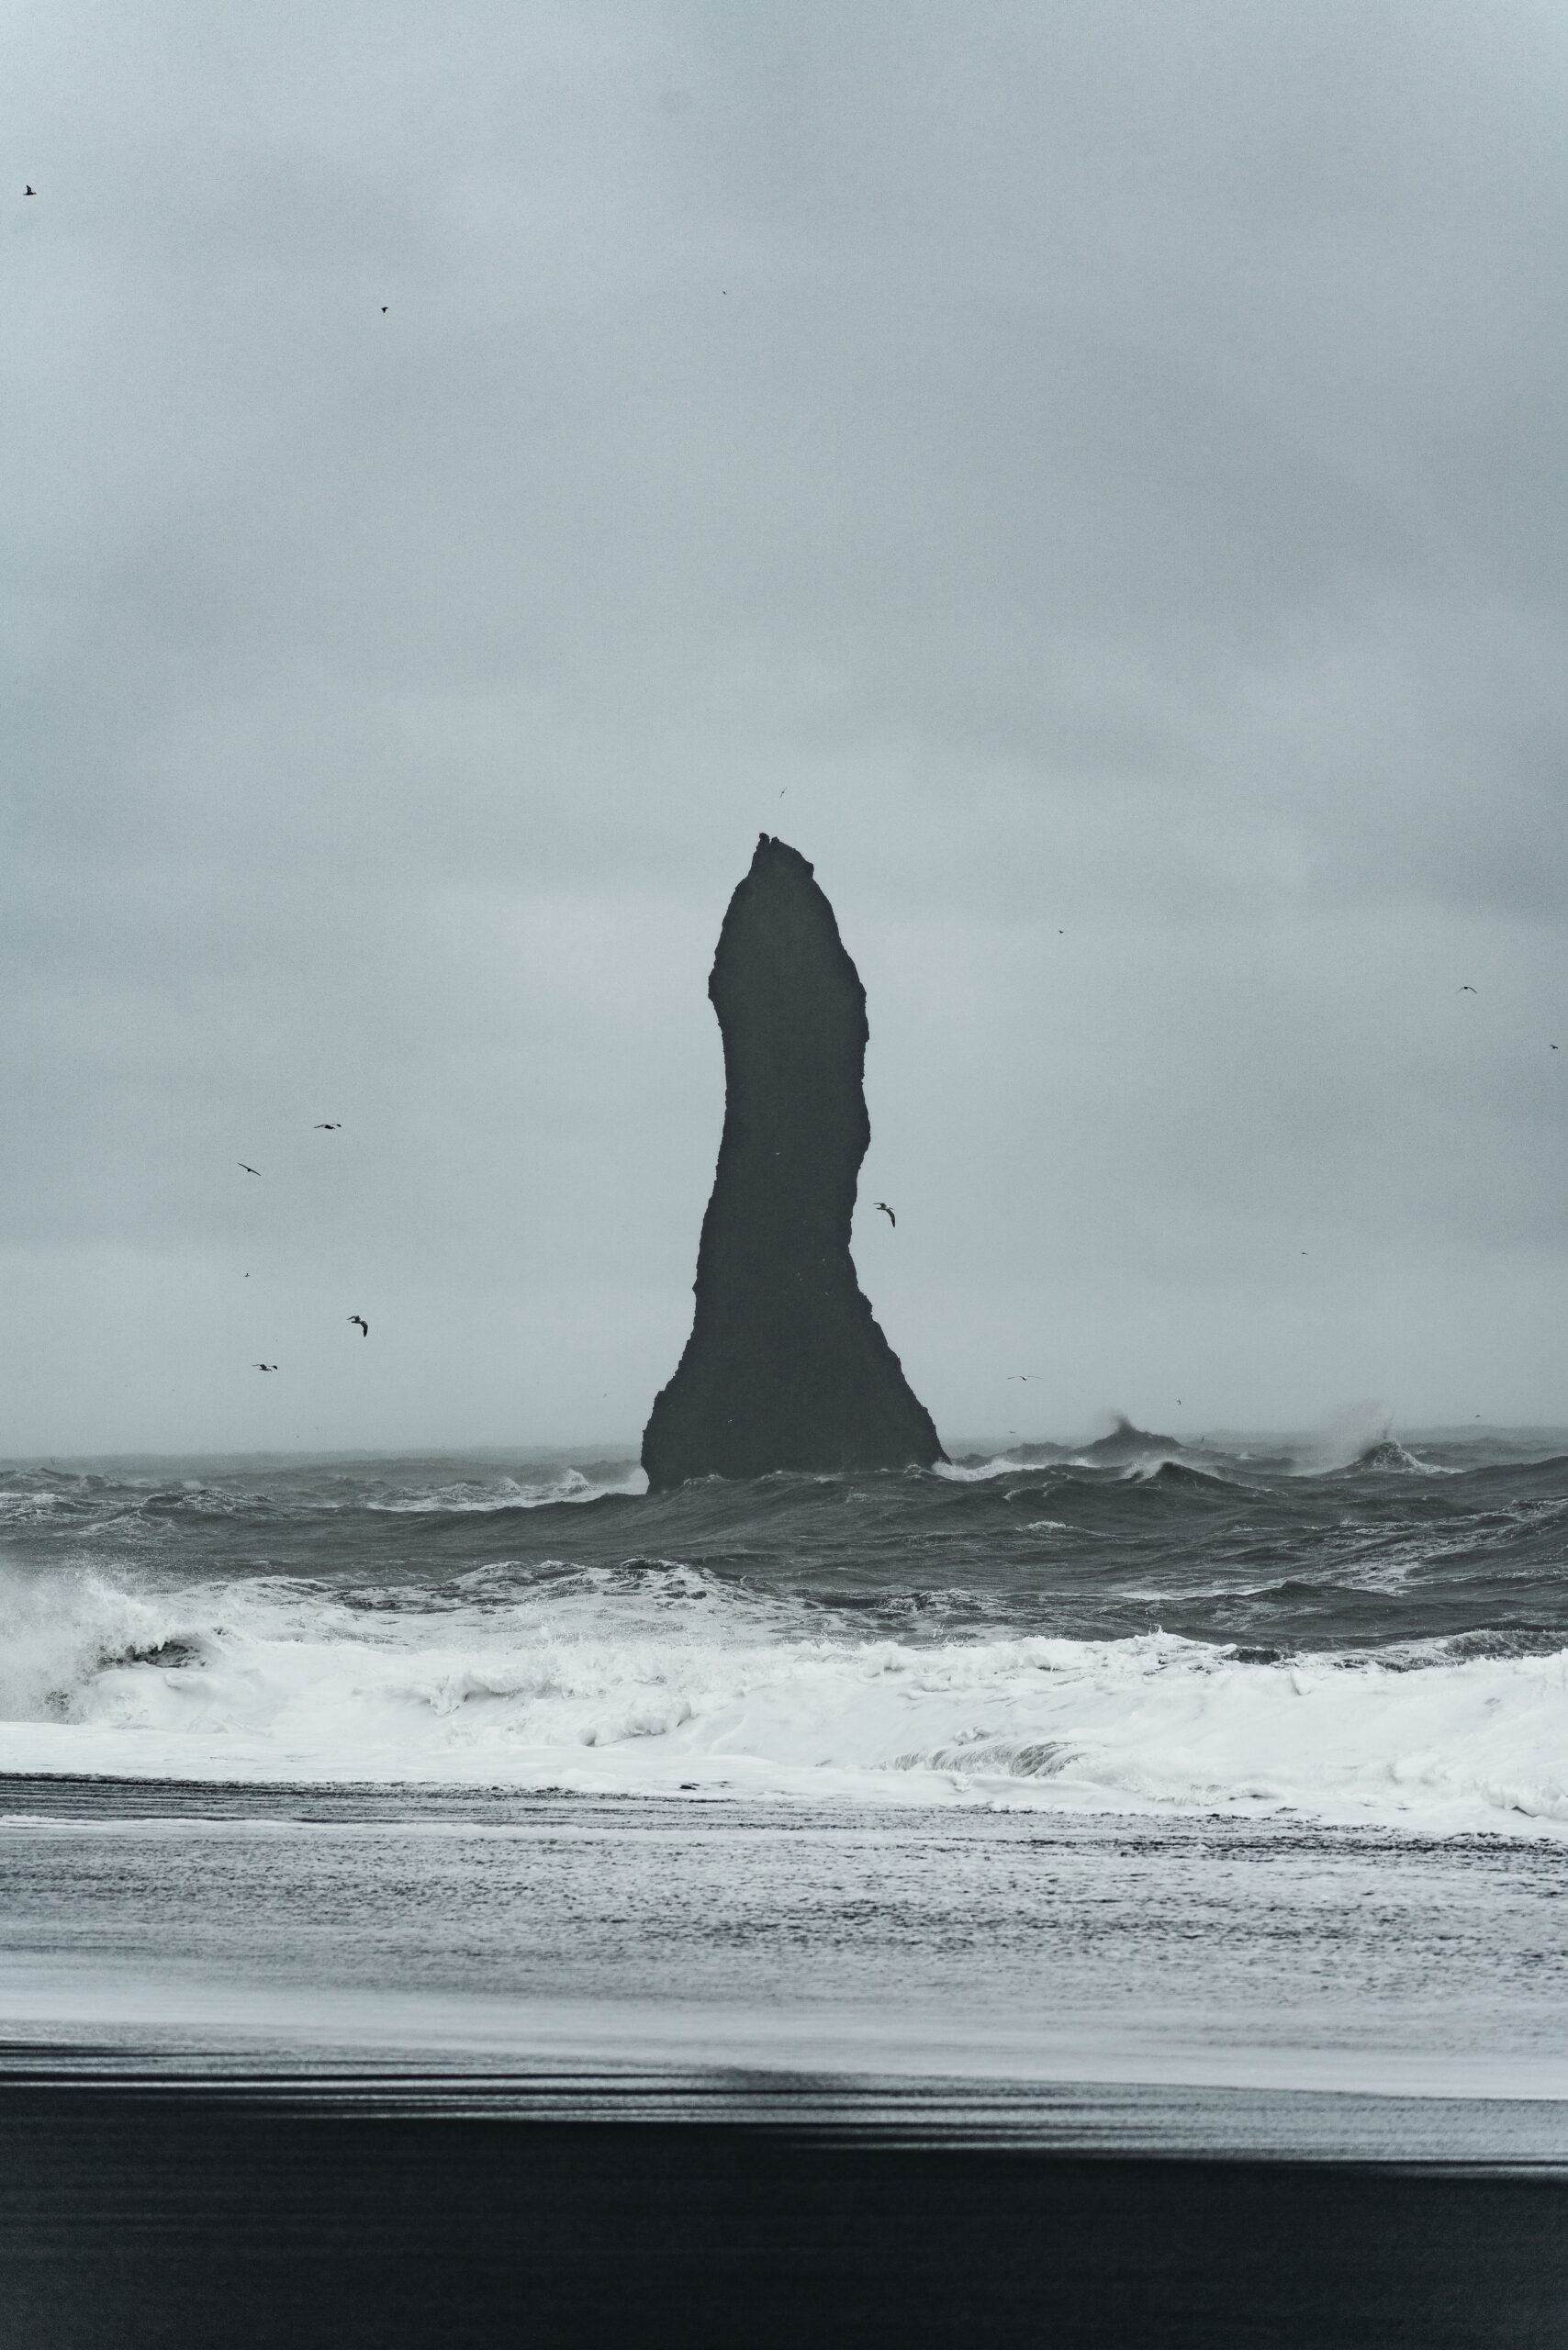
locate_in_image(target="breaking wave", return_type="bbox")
[3,1430,1565,1833]
[3,1553,1567,1836]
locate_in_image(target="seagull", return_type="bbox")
[238,1163,261,1176]
[255,1363,277,1372]
[1459,985,1477,994]
[1006,1375,1037,1382]
[314,1122,341,1130]
[381,306,387,313]
[873,1202,896,1227]
[349,1315,369,1337]
[25,185,35,197]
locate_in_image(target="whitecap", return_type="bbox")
[3,1555,1567,1837]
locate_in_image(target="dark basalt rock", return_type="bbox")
[1077,1416,1181,1464]
[643,836,945,1487]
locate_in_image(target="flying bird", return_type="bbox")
[254,1363,277,1372]
[381,306,387,313]
[314,1123,341,1130]
[25,186,35,196]
[1007,1375,1037,1382]
[873,1202,896,1227]
[349,1315,369,1337]
[238,1163,261,1176]
[1459,985,1477,994]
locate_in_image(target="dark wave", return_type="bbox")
[3,1438,1567,1657]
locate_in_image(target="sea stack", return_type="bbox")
[643,836,945,1486]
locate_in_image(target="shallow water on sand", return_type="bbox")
[4,1787,1568,2162]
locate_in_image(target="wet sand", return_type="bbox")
[6,1783,1568,2342]
[4,2082,1568,2347]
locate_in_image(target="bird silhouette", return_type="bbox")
[873,1202,896,1227]
[314,1122,341,1130]
[238,1163,261,1176]
[25,186,35,197]
[381,306,387,313]
[1006,1375,1037,1382]
[1459,985,1477,994]
[254,1363,277,1372]
[349,1315,369,1337]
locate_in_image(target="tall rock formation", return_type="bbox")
[643,835,945,1486]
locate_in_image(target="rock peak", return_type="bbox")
[752,831,812,875]
[642,840,944,1486]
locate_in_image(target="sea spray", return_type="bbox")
[3,1545,1568,1831]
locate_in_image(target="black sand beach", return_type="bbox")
[4,2082,1567,2347]
[6,1764,1568,2345]
[7,1450,1568,2346]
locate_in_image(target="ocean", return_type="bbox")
[3,1422,1567,1824]
[5,1427,1568,2342]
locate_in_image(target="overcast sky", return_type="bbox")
[4,0,1565,1455]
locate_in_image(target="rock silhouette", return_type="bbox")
[643,836,944,1486]
[1077,1416,1181,1464]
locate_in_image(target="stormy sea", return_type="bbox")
[5,1419,1568,2344]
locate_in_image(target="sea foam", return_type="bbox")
[1,1557,1565,1835]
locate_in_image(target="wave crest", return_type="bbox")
[2,1559,1566,1836]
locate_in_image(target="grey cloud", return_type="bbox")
[3,0,1565,1449]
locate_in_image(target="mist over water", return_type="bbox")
[4,1426,1566,1834]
